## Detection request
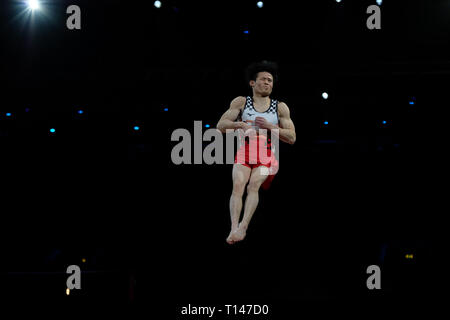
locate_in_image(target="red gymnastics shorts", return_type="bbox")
[234,135,279,190]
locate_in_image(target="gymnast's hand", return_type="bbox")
[235,122,254,135]
[237,121,253,131]
[255,116,276,130]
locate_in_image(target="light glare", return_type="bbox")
[27,0,40,10]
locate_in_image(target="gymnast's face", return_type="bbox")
[250,72,273,97]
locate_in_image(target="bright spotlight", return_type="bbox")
[27,0,40,11]
[154,1,162,9]
[322,92,329,100]
[376,0,383,5]
[257,1,264,8]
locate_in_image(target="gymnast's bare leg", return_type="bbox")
[226,164,268,244]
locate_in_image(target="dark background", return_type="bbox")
[1,0,447,316]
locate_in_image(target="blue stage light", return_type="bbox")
[6,113,12,117]
[77,110,84,114]
[324,121,329,125]
[205,124,210,128]
[243,30,249,34]
[133,126,140,131]
[49,128,56,133]
[164,108,168,112]
[382,121,387,124]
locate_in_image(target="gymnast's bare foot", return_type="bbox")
[226,223,247,244]
[226,227,238,244]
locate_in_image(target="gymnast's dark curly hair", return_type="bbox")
[245,60,279,84]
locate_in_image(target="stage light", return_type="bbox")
[133,126,140,131]
[324,121,329,125]
[205,124,210,128]
[6,113,12,117]
[243,30,249,34]
[336,0,342,3]
[77,110,84,114]
[154,1,162,9]
[27,0,40,11]
[49,128,56,133]
[376,0,382,5]
[66,288,70,295]
[164,108,168,112]
[382,120,387,124]
[322,92,328,100]
[81,258,86,263]
[257,1,264,8]
[405,254,414,259]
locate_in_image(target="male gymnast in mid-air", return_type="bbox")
[216,61,296,244]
